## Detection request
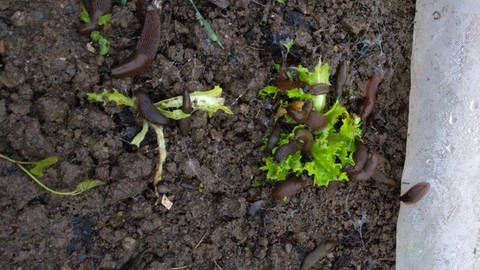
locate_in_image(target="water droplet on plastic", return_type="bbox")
[445,144,453,153]
[448,113,457,125]
[425,159,434,165]
[469,100,479,111]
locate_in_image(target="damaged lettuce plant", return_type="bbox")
[259,41,363,190]
[0,154,104,196]
[87,86,232,190]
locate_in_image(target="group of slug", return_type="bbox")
[80,0,188,127]
[80,0,430,204]
[268,59,384,199]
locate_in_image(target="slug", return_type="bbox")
[335,61,349,99]
[347,139,368,174]
[400,182,430,204]
[287,100,312,123]
[79,0,112,34]
[294,128,313,156]
[275,69,305,91]
[111,6,162,78]
[308,83,330,95]
[274,140,303,162]
[271,176,309,200]
[360,71,384,121]
[306,112,327,130]
[134,89,169,125]
[266,125,281,153]
[351,154,378,181]
[179,90,192,135]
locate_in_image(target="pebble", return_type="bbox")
[64,4,75,15]
[122,236,137,251]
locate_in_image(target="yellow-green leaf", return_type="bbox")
[30,156,59,177]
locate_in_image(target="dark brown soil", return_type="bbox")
[0,0,414,269]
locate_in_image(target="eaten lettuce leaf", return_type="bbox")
[87,86,232,120]
[261,101,362,187]
[297,58,331,86]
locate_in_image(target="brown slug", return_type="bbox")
[335,61,349,99]
[360,71,384,121]
[347,139,368,174]
[79,0,112,34]
[287,100,312,123]
[266,125,281,153]
[111,7,162,78]
[274,140,303,162]
[179,90,192,135]
[275,69,305,91]
[135,89,169,125]
[351,153,378,181]
[400,182,430,204]
[271,176,309,200]
[306,112,327,130]
[294,128,313,156]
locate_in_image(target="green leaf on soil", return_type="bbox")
[87,89,135,107]
[72,179,105,195]
[80,3,90,23]
[30,156,59,177]
[97,13,112,26]
[188,0,224,49]
[281,39,295,54]
[258,85,280,99]
[130,121,149,148]
[90,31,110,56]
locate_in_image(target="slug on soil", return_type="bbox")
[271,176,309,200]
[79,0,112,34]
[350,153,378,181]
[111,3,162,78]
[360,71,384,120]
[400,182,430,204]
[134,89,169,125]
[347,139,368,174]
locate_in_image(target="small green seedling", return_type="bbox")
[90,31,110,55]
[97,13,112,26]
[80,3,90,23]
[188,0,224,49]
[88,86,232,187]
[0,153,104,196]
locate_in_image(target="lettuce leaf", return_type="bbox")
[297,59,331,86]
[261,101,362,186]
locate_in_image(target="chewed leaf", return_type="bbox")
[73,179,105,195]
[130,121,149,147]
[87,89,135,107]
[97,13,112,26]
[297,58,331,86]
[155,85,232,119]
[259,85,280,99]
[30,156,59,177]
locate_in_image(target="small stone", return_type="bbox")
[64,4,75,15]
[122,237,137,251]
[10,11,27,27]
[285,243,293,254]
